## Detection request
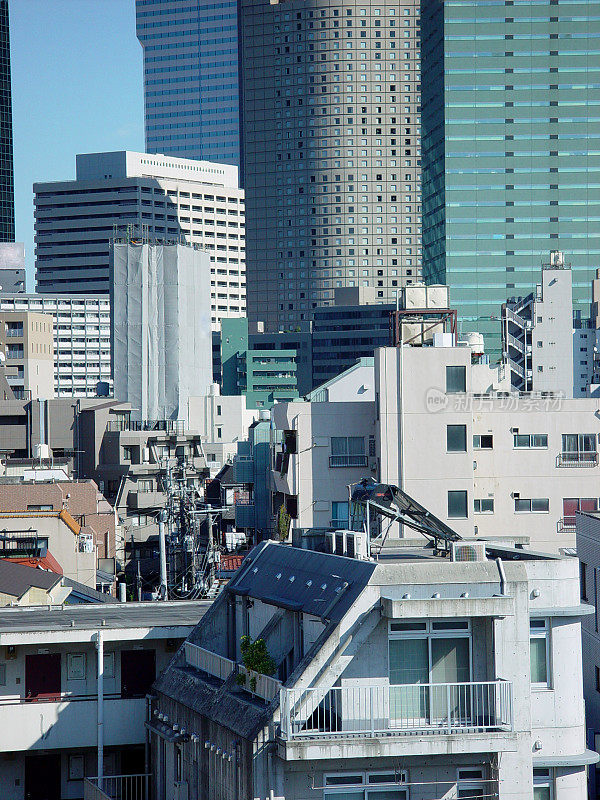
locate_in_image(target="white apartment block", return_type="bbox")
[0,601,208,800]
[150,538,596,800]
[0,294,111,398]
[34,151,245,328]
[271,340,600,554]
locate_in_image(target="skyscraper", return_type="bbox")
[239,0,422,332]
[421,0,600,358]
[135,0,240,166]
[0,0,14,242]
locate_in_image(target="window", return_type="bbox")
[332,501,349,527]
[473,434,493,449]
[67,653,86,681]
[324,773,407,800]
[581,562,588,601]
[457,768,486,799]
[137,479,153,493]
[27,504,53,511]
[561,433,597,464]
[515,498,549,513]
[447,425,467,452]
[448,490,468,518]
[330,436,366,467]
[0,663,6,686]
[514,434,548,449]
[122,445,134,462]
[533,768,552,799]
[446,365,466,393]
[562,498,598,530]
[530,619,550,687]
[474,498,494,514]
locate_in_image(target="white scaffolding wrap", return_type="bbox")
[111,242,212,421]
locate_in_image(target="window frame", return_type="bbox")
[530,618,551,689]
[447,424,467,453]
[474,498,494,514]
[448,489,468,519]
[473,434,493,450]
[446,365,466,393]
[533,767,553,799]
[513,433,548,449]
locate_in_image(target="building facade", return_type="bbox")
[239,0,421,331]
[150,539,595,800]
[111,241,213,422]
[135,0,241,166]
[0,311,54,399]
[0,294,112,398]
[0,0,14,242]
[421,0,600,359]
[34,151,245,328]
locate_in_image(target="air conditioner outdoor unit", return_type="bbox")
[451,541,487,563]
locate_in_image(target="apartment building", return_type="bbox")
[239,0,422,331]
[0,311,54,399]
[148,538,594,800]
[270,359,376,535]
[0,600,209,800]
[34,151,245,327]
[576,511,600,799]
[0,293,112,398]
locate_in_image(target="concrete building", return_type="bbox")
[421,1,600,359]
[111,240,213,422]
[270,359,376,534]
[0,293,112,398]
[135,0,240,167]
[576,511,600,799]
[0,311,54,399]
[233,412,278,541]
[34,151,245,328]
[0,242,26,290]
[239,0,422,331]
[0,0,14,243]
[0,600,209,800]
[150,538,595,800]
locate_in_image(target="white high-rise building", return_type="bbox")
[0,294,111,398]
[111,241,213,421]
[34,151,245,328]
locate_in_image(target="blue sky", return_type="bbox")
[11,0,144,289]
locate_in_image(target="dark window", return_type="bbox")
[448,490,468,519]
[446,365,466,393]
[447,425,467,452]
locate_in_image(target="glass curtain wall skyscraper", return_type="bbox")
[0,0,14,242]
[240,0,422,332]
[421,0,600,359]
[135,0,240,166]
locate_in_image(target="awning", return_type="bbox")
[145,720,189,743]
[533,749,599,767]
[529,604,595,618]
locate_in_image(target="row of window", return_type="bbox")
[448,426,596,455]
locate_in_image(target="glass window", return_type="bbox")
[447,425,467,452]
[473,434,493,449]
[448,490,468,518]
[514,434,548,449]
[530,620,549,686]
[446,365,466,393]
[474,498,494,514]
[533,768,552,800]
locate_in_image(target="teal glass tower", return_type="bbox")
[421,0,600,358]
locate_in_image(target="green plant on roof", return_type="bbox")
[239,635,276,691]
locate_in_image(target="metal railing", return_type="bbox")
[84,774,150,800]
[556,452,599,467]
[558,517,577,533]
[329,454,368,468]
[184,641,235,681]
[280,681,513,740]
[106,419,186,434]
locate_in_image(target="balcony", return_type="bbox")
[279,681,513,741]
[558,517,576,533]
[0,695,146,752]
[556,452,599,468]
[84,774,150,800]
[184,642,281,702]
[329,454,368,468]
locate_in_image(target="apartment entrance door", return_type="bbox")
[25,653,61,701]
[121,649,156,698]
[25,753,61,800]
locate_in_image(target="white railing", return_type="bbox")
[184,642,235,681]
[238,665,282,702]
[556,452,599,467]
[329,454,368,468]
[84,775,150,800]
[280,681,513,740]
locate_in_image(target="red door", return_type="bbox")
[121,649,156,698]
[25,653,61,701]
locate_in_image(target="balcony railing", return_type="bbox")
[556,452,599,467]
[330,518,350,529]
[184,642,282,702]
[329,454,368,468]
[84,774,150,800]
[558,517,577,533]
[279,681,513,740]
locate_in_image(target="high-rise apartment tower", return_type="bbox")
[421,0,600,358]
[0,0,14,242]
[240,0,422,331]
[135,0,241,166]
